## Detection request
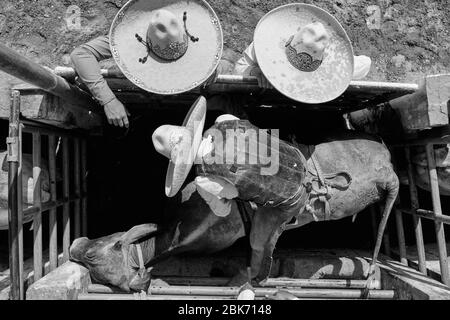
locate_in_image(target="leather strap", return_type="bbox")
[304,146,352,221]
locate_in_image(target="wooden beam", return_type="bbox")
[389,75,450,131]
[0,85,103,131]
[0,44,100,113]
[379,258,450,300]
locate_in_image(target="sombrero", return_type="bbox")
[253,3,354,104]
[152,96,206,197]
[109,0,223,95]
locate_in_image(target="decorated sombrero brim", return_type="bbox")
[109,0,223,95]
[165,96,206,197]
[254,3,354,104]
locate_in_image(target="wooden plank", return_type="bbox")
[379,258,450,300]
[400,243,450,278]
[405,147,428,275]
[32,132,42,281]
[0,90,102,131]
[17,121,24,299]
[62,138,70,263]
[73,138,81,239]
[389,75,450,131]
[82,288,394,300]
[147,286,394,299]
[48,135,58,272]
[81,140,87,237]
[395,209,408,265]
[426,144,450,285]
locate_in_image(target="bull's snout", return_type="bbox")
[69,237,89,262]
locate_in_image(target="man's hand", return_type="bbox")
[104,98,130,128]
[250,67,273,89]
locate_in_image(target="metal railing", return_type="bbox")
[390,137,450,286]
[7,89,88,300]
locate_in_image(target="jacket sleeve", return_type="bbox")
[70,35,117,106]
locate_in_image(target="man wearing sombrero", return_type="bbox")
[234,3,372,104]
[70,0,224,128]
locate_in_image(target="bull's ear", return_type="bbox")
[120,224,159,245]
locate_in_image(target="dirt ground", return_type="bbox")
[0,0,449,84]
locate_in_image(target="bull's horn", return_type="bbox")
[120,224,159,245]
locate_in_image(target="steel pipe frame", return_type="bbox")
[8,90,21,300]
[392,139,450,285]
[82,286,395,300]
[0,43,100,114]
[54,66,419,94]
[7,91,89,299]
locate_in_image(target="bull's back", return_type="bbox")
[306,135,396,220]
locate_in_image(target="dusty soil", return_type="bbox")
[0,0,449,83]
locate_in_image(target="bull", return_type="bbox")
[69,119,399,293]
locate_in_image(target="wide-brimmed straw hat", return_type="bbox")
[152,96,206,197]
[109,0,223,95]
[253,3,354,104]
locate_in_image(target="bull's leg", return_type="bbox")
[228,206,293,286]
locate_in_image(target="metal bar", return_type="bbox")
[21,119,87,138]
[62,138,70,262]
[48,135,58,271]
[401,208,450,225]
[0,43,100,113]
[79,294,238,301]
[88,278,380,292]
[81,139,88,237]
[23,196,85,216]
[17,117,24,299]
[395,209,408,265]
[73,138,81,239]
[54,66,418,95]
[405,147,428,275]
[147,286,395,300]
[32,132,43,281]
[425,144,450,285]
[7,90,21,300]
[83,288,394,300]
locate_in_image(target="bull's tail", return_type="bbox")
[363,176,400,299]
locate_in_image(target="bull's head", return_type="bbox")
[69,224,158,292]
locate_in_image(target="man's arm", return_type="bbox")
[70,36,129,128]
[233,42,273,89]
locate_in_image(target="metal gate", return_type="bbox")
[7,89,88,300]
[390,136,450,286]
